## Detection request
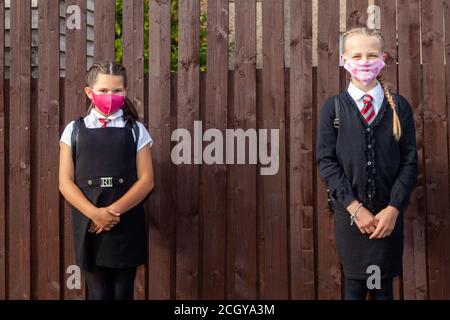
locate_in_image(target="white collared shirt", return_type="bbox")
[347,80,385,116]
[60,108,153,152]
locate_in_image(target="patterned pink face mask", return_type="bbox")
[344,57,385,86]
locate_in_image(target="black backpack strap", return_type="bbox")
[327,96,341,214]
[71,117,83,164]
[128,119,140,150]
[334,96,341,129]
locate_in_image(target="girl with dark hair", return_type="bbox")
[59,61,154,300]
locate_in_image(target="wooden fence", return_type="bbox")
[0,0,450,300]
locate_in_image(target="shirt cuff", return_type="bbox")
[334,188,358,209]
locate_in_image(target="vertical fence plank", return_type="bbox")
[0,0,5,301]
[93,0,115,61]
[346,0,369,29]
[422,0,450,300]
[445,0,450,299]
[446,3,450,297]
[374,0,402,299]
[316,0,341,300]
[200,0,228,299]
[398,0,427,300]
[227,0,257,300]
[376,0,397,90]
[122,0,146,300]
[8,0,31,299]
[289,0,315,300]
[64,0,87,300]
[148,0,173,300]
[345,1,370,89]
[33,0,60,300]
[259,0,288,299]
[176,0,200,300]
[123,0,145,119]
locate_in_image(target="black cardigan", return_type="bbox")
[316,90,418,213]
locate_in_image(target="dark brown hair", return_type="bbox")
[85,61,139,121]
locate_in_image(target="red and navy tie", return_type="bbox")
[361,94,375,125]
[98,118,110,128]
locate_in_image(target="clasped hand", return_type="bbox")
[88,207,121,234]
[349,204,399,239]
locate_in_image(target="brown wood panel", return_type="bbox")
[148,0,173,300]
[226,0,258,300]
[123,0,145,119]
[398,0,427,300]
[445,0,450,297]
[33,0,61,300]
[63,0,87,300]
[344,0,370,91]
[0,0,6,301]
[175,0,200,300]
[317,0,342,300]
[421,0,450,300]
[445,0,450,295]
[8,0,31,300]
[122,0,146,300]
[200,0,228,300]
[375,0,397,90]
[289,0,315,300]
[259,0,288,300]
[346,0,370,29]
[93,0,116,62]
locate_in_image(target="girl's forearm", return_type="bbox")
[60,179,97,220]
[108,178,154,214]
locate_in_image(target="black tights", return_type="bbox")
[344,277,394,300]
[85,265,137,300]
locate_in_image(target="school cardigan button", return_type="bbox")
[367,161,372,166]
[119,178,124,184]
[88,180,92,185]
[368,144,372,148]
[366,127,371,132]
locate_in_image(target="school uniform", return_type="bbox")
[60,108,153,271]
[316,81,418,280]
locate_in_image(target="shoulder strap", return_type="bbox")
[71,117,83,164]
[130,120,140,150]
[333,96,341,129]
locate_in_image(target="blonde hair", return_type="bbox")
[342,27,402,142]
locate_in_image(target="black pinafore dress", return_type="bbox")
[71,119,147,270]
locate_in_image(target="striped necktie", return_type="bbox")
[361,94,375,125]
[98,118,111,128]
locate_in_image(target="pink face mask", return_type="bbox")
[91,91,125,115]
[344,57,385,86]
